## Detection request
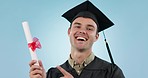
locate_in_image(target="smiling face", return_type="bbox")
[68,17,99,52]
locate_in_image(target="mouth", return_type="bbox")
[75,36,88,41]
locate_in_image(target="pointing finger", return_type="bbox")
[56,66,70,76]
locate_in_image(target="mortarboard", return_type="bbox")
[62,0,115,65]
[62,0,114,33]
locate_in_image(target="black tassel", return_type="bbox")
[103,31,115,65]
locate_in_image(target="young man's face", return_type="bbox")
[68,17,99,51]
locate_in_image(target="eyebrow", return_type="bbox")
[73,22,81,25]
[73,22,95,28]
[87,24,95,28]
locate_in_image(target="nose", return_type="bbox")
[79,29,86,34]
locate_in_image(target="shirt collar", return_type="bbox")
[68,52,95,68]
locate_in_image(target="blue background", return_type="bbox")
[0,0,147,78]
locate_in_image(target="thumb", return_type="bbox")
[38,60,46,78]
[38,60,44,68]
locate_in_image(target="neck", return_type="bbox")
[71,49,92,64]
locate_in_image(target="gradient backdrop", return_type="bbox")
[0,0,147,78]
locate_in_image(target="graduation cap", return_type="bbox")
[62,0,115,65]
[62,0,114,32]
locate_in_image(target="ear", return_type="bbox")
[68,27,71,36]
[94,33,99,42]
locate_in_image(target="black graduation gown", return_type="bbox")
[46,56,125,78]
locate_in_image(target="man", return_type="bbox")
[29,1,125,78]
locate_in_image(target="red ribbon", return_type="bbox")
[28,37,41,52]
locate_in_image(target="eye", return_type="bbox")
[87,28,92,30]
[87,27,94,31]
[74,25,80,28]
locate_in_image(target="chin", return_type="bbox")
[76,47,87,52]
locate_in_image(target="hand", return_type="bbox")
[57,66,74,78]
[29,60,46,78]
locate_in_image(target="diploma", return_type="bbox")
[22,21,39,65]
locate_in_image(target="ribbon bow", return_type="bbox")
[28,37,41,52]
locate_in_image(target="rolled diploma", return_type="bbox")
[22,21,39,65]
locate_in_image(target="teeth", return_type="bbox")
[77,37,86,41]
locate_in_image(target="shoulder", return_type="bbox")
[86,56,125,78]
[95,56,123,71]
[86,56,114,70]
